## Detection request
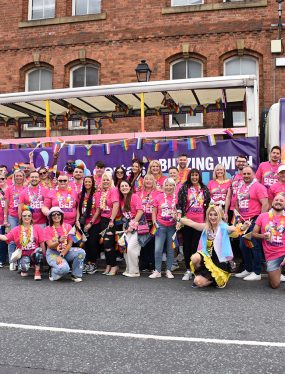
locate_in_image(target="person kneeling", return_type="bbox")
[180,205,235,288]
[45,207,86,282]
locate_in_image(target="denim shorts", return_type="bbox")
[266,255,285,272]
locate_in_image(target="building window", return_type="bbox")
[170,59,203,127]
[73,0,101,16]
[171,0,203,6]
[224,56,258,126]
[29,0,55,20]
[71,65,99,88]
[26,68,52,91]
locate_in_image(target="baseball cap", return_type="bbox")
[278,165,285,173]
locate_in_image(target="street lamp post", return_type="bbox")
[135,60,152,132]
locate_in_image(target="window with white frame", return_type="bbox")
[73,0,101,16]
[171,0,203,6]
[24,68,52,130]
[70,65,99,129]
[29,0,55,20]
[224,56,258,126]
[170,59,203,127]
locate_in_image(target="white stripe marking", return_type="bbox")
[0,322,284,348]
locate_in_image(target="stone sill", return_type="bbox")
[19,12,107,28]
[162,0,267,14]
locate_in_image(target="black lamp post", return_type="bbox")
[135,60,152,83]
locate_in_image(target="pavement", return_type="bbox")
[0,267,284,374]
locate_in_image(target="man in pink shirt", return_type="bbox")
[256,145,281,189]
[253,194,285,288]
[235,166,269,281]
[70,166,84,195]
[176,154,189,184]
[268,165,285,203]
[93,161,105,191]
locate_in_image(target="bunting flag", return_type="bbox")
[208,134,216,146]
[136,138,143,150]
[169,140,178,152]
[85,145,92,156]
[121,140,129,151]
[216,98,223,110]
[189,106,194,116]
[9,144,17,150]
[68,226,82,244]
[153,141,160,152]
[68,144,76,156]
[224,128,234,137]
[142,156,148,163]
[103,143,110,155]
[187,138,196,150]
[53,138,64,154]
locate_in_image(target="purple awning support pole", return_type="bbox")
[279,98,285,147]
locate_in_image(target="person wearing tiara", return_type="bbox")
[180,204,235,288]
[0,206,45,280]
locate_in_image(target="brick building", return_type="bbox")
[0,0,282,139]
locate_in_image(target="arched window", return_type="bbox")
[224,56,258,126]
[70,65,99,88]
[29,0,55,20]
[26,68,52,91]
[73,0,101,16]
[170,59,203,127]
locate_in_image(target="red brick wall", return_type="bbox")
[0,0,282,137]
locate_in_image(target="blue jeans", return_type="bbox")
[46,247,86,280]
[154,223,175,272]
[20,248,44,272]
[0,226,7,265]
[239,220,262,275]
[7,216,19,263]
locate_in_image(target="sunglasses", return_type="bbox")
[39,171,47,175]
[22,214,32,218]
[51,212,62,217]
[58,179,68,182]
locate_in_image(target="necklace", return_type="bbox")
[100,189,109,210]
[56,186,72,203]
[20,225,33,248]
[237,179,256,202]
[27,184,42,203]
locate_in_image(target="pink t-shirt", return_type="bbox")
[255,212,285,261]
[99,187,119,219]
[256,161,280,189]
[185,186,205,223]
[64,172,74,183]
[138,190,161,222]
[237,181,268,220]
[155,176,167,191]
[208,179,231,206]
[121,193,143,220]
[19,185,48,224]
[44,223,72,245]
[153,193,177,226]
[0,188,7,225]
[79,191,100,224]
[177,168,189,184]
[268,182,285,201]
[230,173,244,210]
[6,224,44,256]
[94,176,102,191]
[69,180,83,195]
[175,182,183,197]
[44,188,78,225]
[5,185,25,218]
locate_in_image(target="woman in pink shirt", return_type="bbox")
[76,176,100,275]
[128,158,144,192]
[119,180,144,277]
[0,207,45,280]
[4,170,26,270]
[99,172,120,275]
[208,164,231,211]
[147,160,167,192]
[150,178,177,279]
[0,174,8,267]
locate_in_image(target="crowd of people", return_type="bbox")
[0,146,284,289]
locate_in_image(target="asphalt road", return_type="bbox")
[0,267,284,374]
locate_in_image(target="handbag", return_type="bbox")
[11,248,22,262]
[137,215,150,235]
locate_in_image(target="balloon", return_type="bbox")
[39,151,49,167]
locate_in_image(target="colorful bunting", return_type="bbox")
[208,134,216,146]
[85,145,92,156]
[169,140,178,152]
[68,144,76,156]
[103,143,110,155]
[224,128,234,138]
[121,140,129,151]
[187,138,197,150]
[53,138,64,154]
[136,138,143,150]
[153,141,160,152]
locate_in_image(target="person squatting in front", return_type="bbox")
[180,205,235,288]
[45,207,86,282]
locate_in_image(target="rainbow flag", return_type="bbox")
[187,138,196,150]
[68,144,76,156]
[53,138,64,154]
[85,145,92,156]
[171,232,179,250]
[231,209,241,225]
[68,226,82,243]
[208,134,216,146]
[169,140,178,152]
[136,138,143,150]
[153,141,160,152]
[103,143,110,155]
[150,225,158,236]
[224,128,234,137]
[121,140,129,151]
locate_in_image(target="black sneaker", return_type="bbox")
[71,275,83,283]
[86,264,97,275]
[191,282,198,289]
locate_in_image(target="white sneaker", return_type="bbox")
[280,274,285,282]
[124,273,140,278]
[9,263,16,271]
[235,270,251,278]
[171,264,179,272]
[149,270,161,279]
[182,271,192,281]
[165,270,174,279]
[243,272,261,281]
